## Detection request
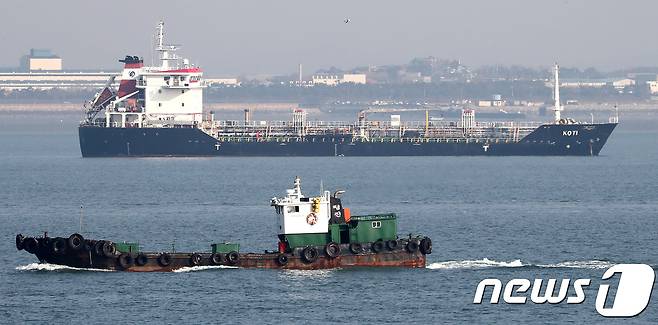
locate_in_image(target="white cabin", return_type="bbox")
[271,177,331,235]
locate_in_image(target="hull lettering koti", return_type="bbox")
[15,177,431,271]
[79,22,617,157]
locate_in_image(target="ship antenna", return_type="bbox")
[79,205,84,234]
[553,62,562,123]
[157,20,164,50]
[320,179,324,194]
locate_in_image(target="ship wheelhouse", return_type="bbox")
[83,21,206,129]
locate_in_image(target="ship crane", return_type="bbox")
[357,106,450,139]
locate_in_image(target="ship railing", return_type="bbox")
[202,119,545,130]
[212,135,526,144]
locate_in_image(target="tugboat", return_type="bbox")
[15,177,431,271]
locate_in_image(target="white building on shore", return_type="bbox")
[312,73,366,86]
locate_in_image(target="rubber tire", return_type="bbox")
[302,246,319,263]
[158,253,171,266]
[210,253,223,265]
[277,253,288,266]
[406,240,420,253]
[386,240,399,251]
[135,253,148,266]
[420,237,432,255]
[324,242,340,258]
[118,253,134,269]
[226,251,239,265]
[51,238,67,255]
[93,241,104,256]
[190,253,202,266]
[24,238,39,254]
[371,240,385,253]
[67,233,84,251]
[101,241,116,257]
[349,243,363,255]
[16,234,25,251]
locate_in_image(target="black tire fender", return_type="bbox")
[226,251,239,265]
[93,241,104,256]
[302,246,319,263]
[135,253,148,266]
[277,253,289,266]
[117,253,134,269]
[158,253,171,266]
[190,253,202,266]
[406,240,420,253]
[420,237,432,255]
[349,243,363,254]
[101,241,116,257]
[386,240,399,251]
[24,237,39,254]
[324,242,340,258]
[371,240,385,253]
[210,253,223,265]
[67,233,84,251]
[16,234,25,251]
[51,237,67,255]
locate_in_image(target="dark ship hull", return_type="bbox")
[79,123,617,157]
[16,235,427,272]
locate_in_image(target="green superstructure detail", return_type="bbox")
[283,213,399,248]
[348,213,397,243]
[284,233,332,249]
[116,242,140,253]
[211,243,240,253]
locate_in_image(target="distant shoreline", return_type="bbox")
[0,102,656,113]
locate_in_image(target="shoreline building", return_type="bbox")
[312,73,366,86]
[20,49,63,71]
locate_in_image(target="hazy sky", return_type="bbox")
[1,0,657,76]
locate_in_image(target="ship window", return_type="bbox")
[181,90,185,94]
[286,206,300,213]
[158,103,162,107]
[180,76,184,81]
[372,221,382,228]
[158,89,162,93]
[181,103,185,107]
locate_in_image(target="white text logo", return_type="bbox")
[473,264,655,317]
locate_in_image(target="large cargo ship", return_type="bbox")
[79,22,617,157]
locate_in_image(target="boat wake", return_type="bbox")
[16,263,114,272]
[426,259,615,270]
[173,265,238,273]
[426,258,523,269]
[536,260,615,269]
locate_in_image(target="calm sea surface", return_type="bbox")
[1,111,657,324]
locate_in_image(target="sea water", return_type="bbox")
[1,111,657,323]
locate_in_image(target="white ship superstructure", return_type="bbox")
[85,21,204,128]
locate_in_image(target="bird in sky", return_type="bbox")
[344,18,350,24]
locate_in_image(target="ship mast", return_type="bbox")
[155,20,179,70]
[553,63,562,123]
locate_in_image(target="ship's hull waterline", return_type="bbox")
[79,123,617,157]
